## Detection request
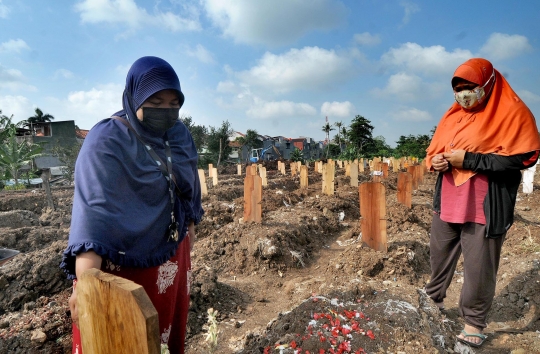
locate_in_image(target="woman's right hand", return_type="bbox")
[431,153,449,172]
[71,251,103,327]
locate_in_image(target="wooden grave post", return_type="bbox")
[237,164,242,175]
[197,169,208,197]
[397,172,412,208]
[345,163,351,177]
[350,162,359,187]
[382,163,389,178]
[212,167,218,186]
[300,165,308,189]
[280,161,286,175]
[359,182,387,252]
[337,160,343,169]
[243,166,262,222]
[208,163,213,177]
[260,166,268,187]
[407,166,418,191]
[359,159,364,173]
[290,162,297,177]
[77,269,160,354]
[322,162,335,195]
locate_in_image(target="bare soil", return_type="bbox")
[0,165,539,354]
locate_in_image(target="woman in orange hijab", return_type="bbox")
[425,58,540,347]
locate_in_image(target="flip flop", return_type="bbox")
[456,330,487,348]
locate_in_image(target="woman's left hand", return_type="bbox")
[188,222,196,251]
[443,149,466,168]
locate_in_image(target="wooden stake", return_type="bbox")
[397,172,412,208]
[237,164,242,175]
[359,182,387,252]
[243,168,262,222]
[407,166,418,190]
[212,167,218,186]
[260,166,267,187]
[78,269,159,354]
[198,169,207,197]
[291,162,297,176]
[382,163,389,178]
[350,163,358,187]
[208,163,214,178]
[322,162,335,195]
[300,165,308,188]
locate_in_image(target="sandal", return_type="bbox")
[456,330,487,348]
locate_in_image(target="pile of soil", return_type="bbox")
[0,165,539,353]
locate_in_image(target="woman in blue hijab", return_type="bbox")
[61,56,204,353]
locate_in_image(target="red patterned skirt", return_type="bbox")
[72,236,191,354]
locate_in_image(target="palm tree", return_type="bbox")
[334,121,343,152]
[27,108,54,136]
[322,120,335,158]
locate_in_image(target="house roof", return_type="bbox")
[75,129,89,139]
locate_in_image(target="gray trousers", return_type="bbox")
[425,214,505,330]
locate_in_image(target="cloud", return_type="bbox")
[203,0,347,45]
[246,100,317,119]
[187,44,215,64]
[479,33,532,61]
[400,1,419,25]
[236,46,355,92]
[53,69,74,80]
[321,101,355,117]
[381,42,473,77]
[0,95,32,122]
[74,0,201,32]
[353,32,381,46]
[0,39,30,53]
[517,90,540,103]
[0,64,36,92]
[64,83,123,128]
[372,72,422,101]
[0,0,9,19]
[390,107,432,122]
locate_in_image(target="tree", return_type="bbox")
[322,121,335,158]
[290,148,303,162]
[180,115,207,152]
[206,120,233,166]
[394,134,431,158]
[334,121,343,152]
[236,129,262,162]
[348,115,374,154]
[365,135,393,158]
[51,141,82,184]
[27,107,55,123]
[0,120,43,185]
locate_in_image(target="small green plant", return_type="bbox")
[160,343,170,354]
[4,183,26,191]
[204,307,219,352]
[521,226,540,253]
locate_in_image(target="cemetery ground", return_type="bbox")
[0,162,539,354]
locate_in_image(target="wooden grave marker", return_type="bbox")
[237,164,242,175]
[300,165,308,188]
[78,269,160,354]
[359,182,387,252]
[397,172,412,208]
[291,162,297,177]
[322,162,335,195]
[407,166,418,190]
[382,163,389,178]
[208,163,213,177]
[212,167,218,186]
[350,162,359,187]
[197,169,208,197]
[243,165,262,223]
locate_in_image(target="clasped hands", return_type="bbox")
[431,149,466,172]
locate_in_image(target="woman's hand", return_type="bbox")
[443,149,466,168]
[188,221,196,251]
[431,153,449,172]
[71,251,102,326]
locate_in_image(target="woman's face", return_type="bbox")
[136,89,181,121]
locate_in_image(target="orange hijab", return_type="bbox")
[426,58,540,186]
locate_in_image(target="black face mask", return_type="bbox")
[140,107,180,135]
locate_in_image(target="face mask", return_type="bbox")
[140,107,179,134]
[454,71,495,110]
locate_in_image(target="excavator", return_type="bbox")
[250,145,282,163]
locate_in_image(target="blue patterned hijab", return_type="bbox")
[61,57,203,279]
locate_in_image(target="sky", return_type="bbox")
[1,0,540,147]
